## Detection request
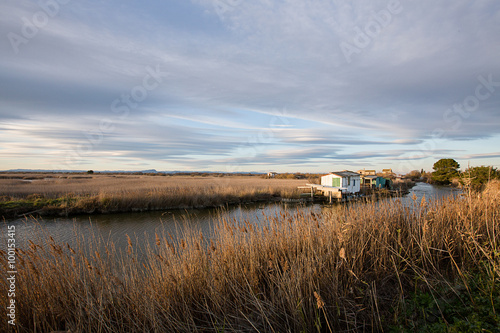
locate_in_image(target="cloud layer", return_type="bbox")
[1,0,499,172]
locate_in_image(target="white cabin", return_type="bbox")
[320,171,361,194]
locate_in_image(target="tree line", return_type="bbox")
[430,158,500,191]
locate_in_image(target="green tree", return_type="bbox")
[87,170,94,174]
[431,159,460,185]
[461,166,500,191]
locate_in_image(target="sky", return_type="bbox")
[1,0,499,174]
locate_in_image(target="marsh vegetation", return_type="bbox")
[1,180,498,332]
[0,174,304,218]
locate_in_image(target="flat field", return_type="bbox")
[0,173,306,197]
[0,173,307,217]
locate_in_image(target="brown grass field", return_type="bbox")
[0,173,307,217]
[1,181,499,332]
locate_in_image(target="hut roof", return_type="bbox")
[326,170,360,178]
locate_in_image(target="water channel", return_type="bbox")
[2,182,461,252]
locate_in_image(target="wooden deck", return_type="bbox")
[298,184,347,203]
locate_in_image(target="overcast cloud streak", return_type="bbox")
[0,0,499,172]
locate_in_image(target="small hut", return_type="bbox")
[320,171,361,194]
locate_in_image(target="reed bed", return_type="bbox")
[0,175,303,217]
[1,181,499,332]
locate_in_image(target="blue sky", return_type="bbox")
[1,0,499,173]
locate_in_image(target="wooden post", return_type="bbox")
[329,191,332,204]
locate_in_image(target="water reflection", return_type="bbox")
[399,182,462,205]
[1,202,317,252]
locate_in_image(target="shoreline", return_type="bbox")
[1,187,412,219]
[0,173,306,219]
[0,173,415,219]
[0,193,288,219]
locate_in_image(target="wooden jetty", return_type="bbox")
[296,170,409,204]
[298,184,352,203]
[298,184,405,204]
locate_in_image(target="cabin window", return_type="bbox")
[332,178,340,187]
[348,177,350,186]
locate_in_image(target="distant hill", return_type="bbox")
[2,169,86,173]
[2,169,264,175]
[2,169,158,173]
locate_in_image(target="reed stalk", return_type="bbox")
[1,181,498,332]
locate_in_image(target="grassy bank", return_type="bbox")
[1,181,499,331]
[0,174,303,218]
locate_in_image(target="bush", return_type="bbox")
[406,170,421,181]
[461,166,500,192]
[392,267,500,332]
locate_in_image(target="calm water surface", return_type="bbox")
[401,181,461,203]
[1,183,461,252]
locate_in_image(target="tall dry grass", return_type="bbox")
[1,181,499,332]
[0,174,304,198]
[0,174,304,217]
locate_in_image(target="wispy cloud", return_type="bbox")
[1,0,499,172]
[461,152,500,160]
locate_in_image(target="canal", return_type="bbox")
[1,182,461,252]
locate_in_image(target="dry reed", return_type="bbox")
[1,181,499,332]
[0,174,303,217]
